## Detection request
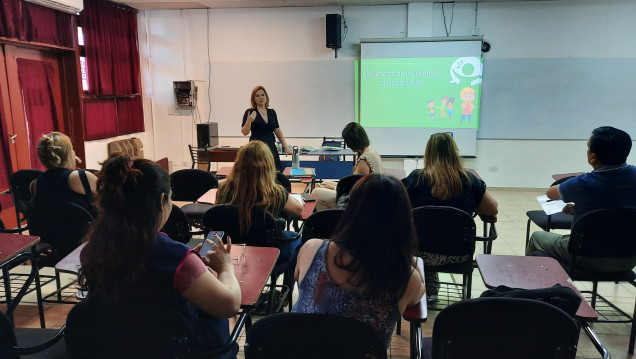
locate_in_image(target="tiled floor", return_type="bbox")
[5,188,635,358]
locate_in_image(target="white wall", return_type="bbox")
[101,0,636,187]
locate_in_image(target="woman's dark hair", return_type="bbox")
[589,126,632,165]
[331,173,416,299]
[342,122,370,151]
[78,153,171,296]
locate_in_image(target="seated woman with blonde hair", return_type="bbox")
[401,132,498,296]
[216,140,303,264]
[30,131,97,215]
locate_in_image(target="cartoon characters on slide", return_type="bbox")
[440,96,448,119]
[460,87,475,124]
[425,96,455,121]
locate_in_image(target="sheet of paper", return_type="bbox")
[289,193,304,205]
[536,195,567,215]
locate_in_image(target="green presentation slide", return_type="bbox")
[360,57,482,129]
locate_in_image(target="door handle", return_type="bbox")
[10,134,16,144]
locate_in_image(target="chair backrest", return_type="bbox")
[27,202,94,263]
[432,297,580,359]
[65,298,195,359]
[302,209,345,243]
[382,168,406,180]
[202,204,281,247]
[275,172,292,192]
[1,297,66,359]
[244,313,387,359]
[568,208,636,277]
[320,137,345,162]
[160,204,191,244]
[9,169,44,228]
[170,169,217,202]
[335,174,364,201]
[188,145,211,171]
[412,206,476,257]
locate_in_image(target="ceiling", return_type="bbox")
[115,0,553,11]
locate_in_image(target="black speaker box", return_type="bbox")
[326,14,342,49]
[197,122,218,148]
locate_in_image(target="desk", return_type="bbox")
[56,242,278,311]
[476,254,610,358]
[201,148,239,163]
[0,233,45,327]
[216,166,232,177]
[197,188,217,205]
[283,167,316,192]
[402,257,428,359]
[552,172,585,181]
[230,246,279,309]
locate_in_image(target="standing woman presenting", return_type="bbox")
[241,86,292,172]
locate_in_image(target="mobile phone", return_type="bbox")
[200,231,224,254]
[301,193,316,202]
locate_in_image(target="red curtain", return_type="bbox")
[81,0,140,96]
[117,96,144,135]
[0,98,13,210]
[84,98,118,141]
[80,0,143,140]
[0,0,74,48]
[22,2,74,47]
[17,58,61,170]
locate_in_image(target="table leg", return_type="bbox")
[31,246,46,328]
[2,266,13,322]
[410,321,422,359]
[581,321,611,359]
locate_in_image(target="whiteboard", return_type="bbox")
[210,60,355,138]
[479,57,636,140]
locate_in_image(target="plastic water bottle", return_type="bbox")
[292,146,300,169]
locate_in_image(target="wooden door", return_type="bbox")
[1,44,65,171]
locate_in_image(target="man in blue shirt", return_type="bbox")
[526,126,636,272]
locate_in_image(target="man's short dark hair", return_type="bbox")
[342,122,370,151]
[589,126,632,165]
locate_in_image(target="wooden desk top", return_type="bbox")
[475,254,597,321]
[56,242,278,309]
[55,242,86,274]
[299,194,318,220]
[216,166,233,177]
[552,172,585,181]
[0,233,39,265]
[231,245,279,308]
[197,188,217,205]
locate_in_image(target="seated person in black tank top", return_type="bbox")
[30,132,98,216]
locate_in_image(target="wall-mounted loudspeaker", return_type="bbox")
[197,122,218,148]
[326,14,342,49]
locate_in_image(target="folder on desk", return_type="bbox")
[290,168,315,177]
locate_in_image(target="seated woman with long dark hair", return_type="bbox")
[293,174,425,348]
[215,140,303,264]
[401,132,498,297]
[78,154,241,357]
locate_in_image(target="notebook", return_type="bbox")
[290,168,315,177]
